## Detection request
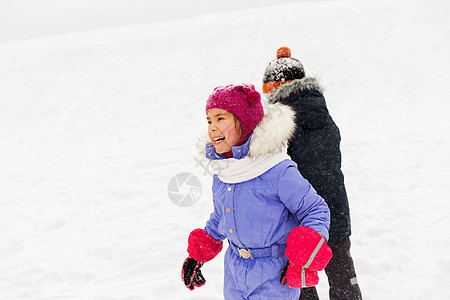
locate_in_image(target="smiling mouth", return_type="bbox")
[213,137,225,142]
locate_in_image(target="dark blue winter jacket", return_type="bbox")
[268,77,351,242]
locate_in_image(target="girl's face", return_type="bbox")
[206,108,241,154]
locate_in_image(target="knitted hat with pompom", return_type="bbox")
[262,47,305,94]
[206,84,264,145]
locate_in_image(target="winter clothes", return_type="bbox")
[299,286,320,300]
[194,102,331,299]
[267,77,351,242]
[325,238,362,300]
[182,228,224,290]
[297,238,362,300]
[282,226,332,288]
[182,257,206,290]
[262,47,305,94]
[187,228,223,263]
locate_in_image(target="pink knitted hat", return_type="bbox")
[206,84,264,145]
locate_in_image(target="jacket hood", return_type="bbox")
[268,77,324,104]
[247,102,296,158]
[267,77,330,130]
[197,102,296,161]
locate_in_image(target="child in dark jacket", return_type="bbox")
[262,47,363,300]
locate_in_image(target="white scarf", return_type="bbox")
[211,148,291,183]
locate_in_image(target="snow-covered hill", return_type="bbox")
[1,0,449,299]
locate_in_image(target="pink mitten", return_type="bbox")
[187,228,223,263]
[282,226,332,288]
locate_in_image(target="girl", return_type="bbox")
[182,84,332,299]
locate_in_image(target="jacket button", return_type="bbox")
[227,208,231,212]
[208,153,212,156]
[229,229,233,233]
[227,187,232,191]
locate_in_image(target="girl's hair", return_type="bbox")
[233,114,242,139]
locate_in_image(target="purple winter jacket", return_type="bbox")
[200,103,330,299]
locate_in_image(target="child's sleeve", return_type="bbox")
[204,198,227,242]
[296,90,331,130]
[278,165,330,240]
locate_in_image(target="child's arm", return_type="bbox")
[278,165,330,239]
[278,165,332,288]
[295,90,331,130]
[182,199,225,291]
[204,198,227,242]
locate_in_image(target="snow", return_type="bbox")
[1,0,449,299]
[0,0,300,42]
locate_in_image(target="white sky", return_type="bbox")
[0,0,299,42]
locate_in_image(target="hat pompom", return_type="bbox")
[247,90,261,105]
[276,47,291,59]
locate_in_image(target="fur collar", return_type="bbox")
[248,102,296,158]
[268,77,324,104]
[197,102,296,160]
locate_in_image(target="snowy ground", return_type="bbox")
[1,0,449,299]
